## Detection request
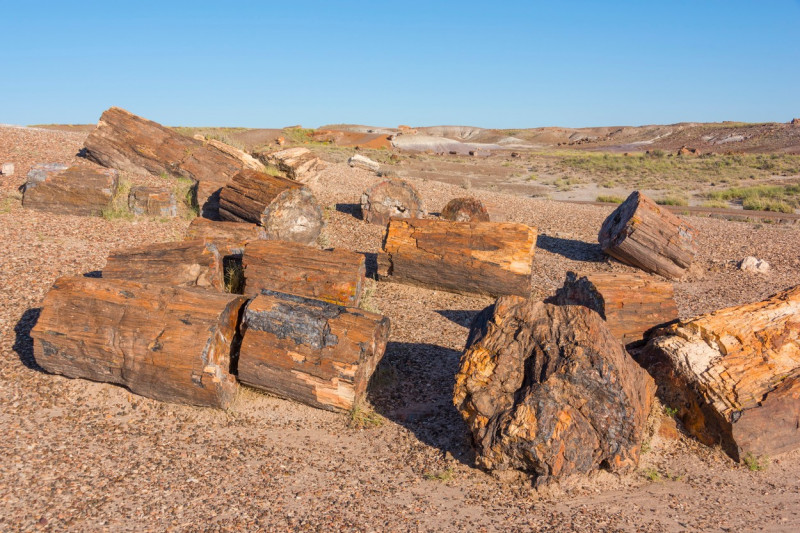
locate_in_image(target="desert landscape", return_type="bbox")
[1,110,799,533]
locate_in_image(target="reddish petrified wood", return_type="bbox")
[31,276,247,408]
[237,290,390,412]
[454,297,655,480]
[360,178,425,225]
[22,165,118,216]
[185,217,267,244]
[440,197,490,222]
[128,186,177,217]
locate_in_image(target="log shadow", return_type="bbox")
[13,308,44,372]
[435,309,481,329]
[368,342,475,466]
[335,203,362,220]
[536,234,604,262]
[360,252,378,279]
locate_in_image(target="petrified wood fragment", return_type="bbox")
[550,271,678,346]
[378,218,536,297]
[440,197,490,222]
[238,290,390,412]
[454,297,655,479]
[257,147,327,182]
[22,165,118,216]
[128,186,177,217]
[185,217,267,244]
[31,277,247,408]
[218,169,323,245]
[598,191,697,279]
[360,178,425,225]
[640,285,800,461]
[242,240,366,306]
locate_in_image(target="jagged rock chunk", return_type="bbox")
[440,197,490,222]
[360,178,425,225]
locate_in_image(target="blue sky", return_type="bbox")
[1,1,798,128]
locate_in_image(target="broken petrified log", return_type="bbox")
[242,240,366,306]
[31,276,247,408]
[218,169,323,245]
[256,147,327,182]
[128,186,177,217]
[202,138,266,172]
[83,107,245,218]
[22,165,118,216]
[440,197,490,222]
[550,271,678,346]
[360,178,426,225]
[378,218,536,297]
[598,191,697,279]
[185,217,267,244]
[237,290,390,412]
[454,297,655,479]
[639,285,800,461]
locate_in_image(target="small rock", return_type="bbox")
[348,154,380,172]
[738,256,770,274]
[1,162,14,175]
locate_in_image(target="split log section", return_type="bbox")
[185,217,267,243]
[440,197,490,222]
[23,165,119,216]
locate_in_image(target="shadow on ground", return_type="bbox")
[14,308,44,372]
[536,234,604,262]
[335,203,362,220]
[435,309,481,329]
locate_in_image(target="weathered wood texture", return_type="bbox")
[440,197,490,222]
[31,277,247,408]
[22,165,118,216]
[598,191,697,279]
[203,138,266,172]
[454,297,655,479]
[360,178,426,225]
[218,169,323,245]
[242,240,366,306]
[185,217,267,244]
[256,147,327,182]
[640,285,800,461]
[550,271,678,346]
[128,186,177,217]
[378,218,536,297]
[238,290,391,412]
[82,107,244,218]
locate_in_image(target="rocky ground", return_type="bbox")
[1,125,799,532]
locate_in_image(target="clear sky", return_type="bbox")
[1,0,798,129]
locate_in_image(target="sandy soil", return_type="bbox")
[1,125,800,532]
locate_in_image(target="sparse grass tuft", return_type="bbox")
[656,196,689,207]
[359,279,380,313]
[223,259,244,294]
[101,178,134,220]
[743,453,769,472]
[347,402,383,429]
[701,199,729,209]
[596,194,625,204]
[663,406,679,417]
[424,466,455,482]
[643,468,662,482]
[706,184,799,213]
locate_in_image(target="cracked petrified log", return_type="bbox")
[83,107,244,218]
[31,276,247,408]
[377,218,536,297]
[256,147,327,182]
[237,290,390,412]
[360,178,425,225]
[454,297,655,479]
[242,240,366,306]
[598,191,697,279]
[550,271,678,347]
[440,197,490,222]
[218,169,323,245]
[639,285,800,461]
[185,217,267,244]
[128,186,177,217]
[22,165,118,216]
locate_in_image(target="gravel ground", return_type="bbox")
[1,126,799,532]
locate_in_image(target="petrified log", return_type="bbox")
[639,285,800,461]
[83,107,244,218]
[440,197,490,222]
[31,276,247,408]
[237,290,391,412]
[203,138,266,172]
[550,271,678,346]
[454,297,655,479]
[22,165,118,216]
[378,218,536,297]
[348,154,380,172]
[185,217,267,243]
[128,186,177,217]
[256,147,327,182]
[218,169,323,245]
[242,240,366,306]
[598,191,697,279]
[360,178,426,225]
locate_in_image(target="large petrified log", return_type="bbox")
[598,191,697,279]
[550,271,678,346]
[242,240,366,306]
[454,297,655,479]
[218,169,323,245]
[22,165,118,216]
[440,197,490,222]
[237,290,391,412]
[31,276,247,408]
[377,218,536,297]
[185,217,267,243]
[83,107,245,218]
[639,285,800,461]
[360,178,426,225]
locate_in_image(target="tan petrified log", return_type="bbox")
[128,186,177,217]
[639,285,800,461]
[360,178,426,225]
[185,217,267,244]
[598,191,697,279]
[454,297,655,479]
[550,271,678,346]
[237,290,390,412]
[22,165,118,216]
[218,169,323,245]
[256,147,327,182]
[242,240,366,306]
[440,197,490,222]
[203,138,266,172]
[377,218,536,297]
[31,277,247,408]
[82,107,244,218]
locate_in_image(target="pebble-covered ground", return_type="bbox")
[1,125,799,532]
